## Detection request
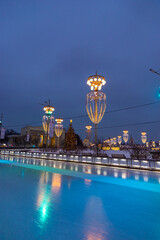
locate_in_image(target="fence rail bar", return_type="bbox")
[1,150,160,171]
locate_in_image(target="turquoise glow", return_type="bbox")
[0,156,160,239]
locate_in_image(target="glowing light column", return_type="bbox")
[113,138,117,145]
[123,130,129,144]
[117,136,122,145]
[55,118,63,148]
[86,73,106,148]
[152,141,156,147]
[141,132,147,145]
[86,125,92,141]
[42,104,54,148]
[83,125,92,147]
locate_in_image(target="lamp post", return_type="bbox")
[149,69,160,76]
[152,141,156,148]
[55,118,63,148]
[117,136,122,145]
[42,102,54,148]
[85,125,92,141]
[123,130,129,144]
[113,137,116,145]
[141,132,147,145]
[86,73,106,153]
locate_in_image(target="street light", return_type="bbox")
[85,125,92,141]
[149,69,160,76]
[55,118,63,148]
[86,72,106,151]
[117,136,122,145]
[123,130,129,144]
[113,137,116,145]
[152,141,156,147]
[141,132,147,144]
[42,102,55,148]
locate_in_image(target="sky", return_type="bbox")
[1,0,160,143]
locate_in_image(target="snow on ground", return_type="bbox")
[27,148,131,158]
[104,150,131,158]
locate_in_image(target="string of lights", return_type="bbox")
[74,119,160,132]
[3,100,160,128]
[63,100,160,119]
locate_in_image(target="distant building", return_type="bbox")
[8,125,65,148]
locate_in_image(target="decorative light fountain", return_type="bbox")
[85,125,92,140]
[117,136,122,145]
[86,73,106,151]
[141,132,147,144]
[42,101,54,148]
[123,130,129,144]
[55,118,63,148]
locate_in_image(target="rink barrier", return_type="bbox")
[0,149,160,171]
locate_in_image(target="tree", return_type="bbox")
[64,121,76,151]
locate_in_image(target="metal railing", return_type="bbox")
[0,149,160,171]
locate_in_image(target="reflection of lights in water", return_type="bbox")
[84,179,92,186]
[67,180,71,189]
[53,163,56,168]
[159,178,160,184]
[59,164,62,169]
[135,174,139,180]
[22,169,24,177]
[63,165,66,169]
[83,167,86,172]
[122,172,127,179]
[36,187,50,223]
[86,168,92,174]
[114,171,118,178]
[143,175,148,182]
[103,170,107,176]
[84,196,107,240]
[42,205,46,214]
[97,168,101,175]
[37,189,45,208]
[45,172,49,183]
[70,166,73,171]
[75,166,78,171]
[51,174,61,193]
[36,173,54,226]
[87,233,103,240]
[39,198,50,224]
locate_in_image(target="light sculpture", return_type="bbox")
[86,73,106,147]
[113,138,116,145]
[42,104,55,148]
[141,132,147,144]
[85,125,92,141]
[152,141,155,147]
[55,118,63,148]
[117,136,122,145]
[123,130,129,143]
[146,142,149,147]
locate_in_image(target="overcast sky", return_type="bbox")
[1,0,160,142]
